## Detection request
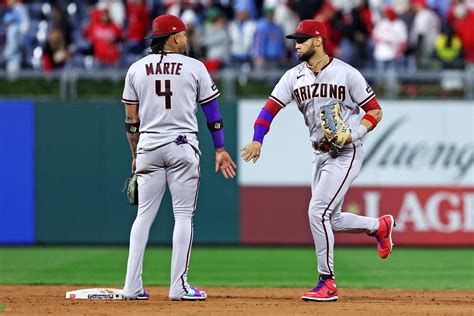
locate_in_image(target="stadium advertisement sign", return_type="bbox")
[238,100,474,246]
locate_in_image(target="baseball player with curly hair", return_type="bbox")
[122,14,236,301]
[241,20,395,302]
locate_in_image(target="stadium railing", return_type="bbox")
[0,68,472,100]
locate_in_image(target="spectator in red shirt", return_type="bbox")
[447,0,467,27]
[454,9,474,65]
[84,8,123,66]
[126,0,149,54]
[313,1,344,58]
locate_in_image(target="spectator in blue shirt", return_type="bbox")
[234,0,258,20]
[252,6,286,69]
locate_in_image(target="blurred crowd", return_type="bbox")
[1,0,474,78]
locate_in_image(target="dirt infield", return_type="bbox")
[0,286,473,315]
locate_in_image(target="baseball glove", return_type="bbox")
[319,101,350,148]
[123,173,138,205]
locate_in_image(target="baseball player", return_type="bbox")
[121,14,236,301]
[241,20,395,302]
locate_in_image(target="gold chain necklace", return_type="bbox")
[307,54,328,73]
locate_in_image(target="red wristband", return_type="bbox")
[362,113,378,128]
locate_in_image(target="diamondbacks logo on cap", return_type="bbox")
[315,31,320,35]
[297,23,303,31]
[172,27,177,30]
[153,24,159,32]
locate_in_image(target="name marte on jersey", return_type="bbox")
[145,62,183,76]
[294,83,346,104]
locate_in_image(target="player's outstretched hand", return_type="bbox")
[241,141,262,163]
[215,149,237,179]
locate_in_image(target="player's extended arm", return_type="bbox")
[201,98,237,179]
[124,102,140,172]
[346,98,382,144]
[241,98,283,163]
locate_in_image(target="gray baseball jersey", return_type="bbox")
[122,53,219,152]
[268,58,378,277]
[269,58,375,143]
[122,52,218,300]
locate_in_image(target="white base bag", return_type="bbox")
[65,288,124,300]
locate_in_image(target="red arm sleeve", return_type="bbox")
[361,97,381,112]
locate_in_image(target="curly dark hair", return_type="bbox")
[150,36,171,63]
[150,36,170,54]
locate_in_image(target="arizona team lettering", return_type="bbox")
[293,83,346,104]
[145,62,183,76]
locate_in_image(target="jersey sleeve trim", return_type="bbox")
[121,98,139,105]
[198,92,220,104]
[358,92,375,108]
[361,97,381,112]
[269,95,286,108]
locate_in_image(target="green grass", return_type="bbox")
[0,304,5,312]
[0,247,472,290]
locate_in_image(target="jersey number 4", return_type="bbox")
[155,79,173,109]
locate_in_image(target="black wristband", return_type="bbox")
[207,119,223,131]
[125,122,140,133]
